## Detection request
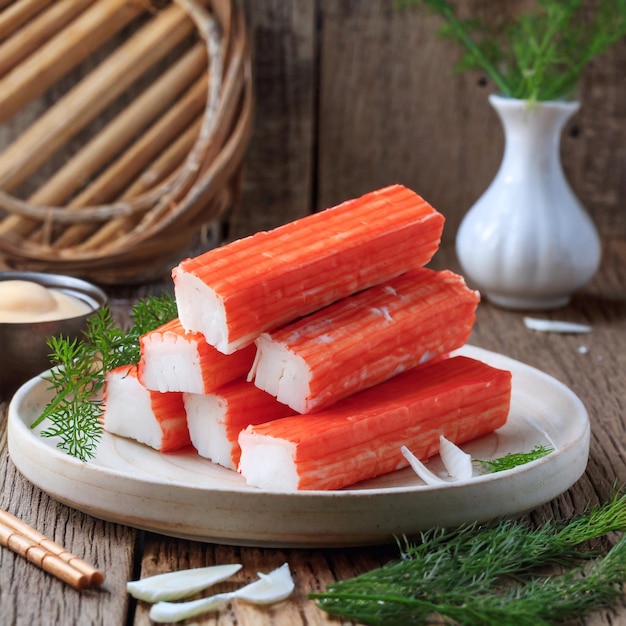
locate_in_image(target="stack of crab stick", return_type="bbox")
[250,267,480,413]
[172,184,446,354]
[184,379,297,470]
[103,365,191,453]
[101,184,512,491]
[137,318,256,394]
[240,356,511,491]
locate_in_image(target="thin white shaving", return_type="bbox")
[524,318,592,334]
[401,445,447,486]
[439,436,473,480]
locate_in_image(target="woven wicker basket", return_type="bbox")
[0,0,253,284]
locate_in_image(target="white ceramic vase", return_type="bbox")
[455,94,601,310]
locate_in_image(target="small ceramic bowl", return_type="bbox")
[0,271,107,399]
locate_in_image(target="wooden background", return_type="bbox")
[1,5,626,624]
[231,0,626,249]
[0,0,624,264]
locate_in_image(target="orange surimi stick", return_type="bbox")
[137,318,256,394]
[250,268,480,413]
[238,356,512,491]
[172,185,445,354]
[102,365,191,452]
[184,379,296,470]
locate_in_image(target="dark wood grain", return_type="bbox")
[1,1,625,623]
[2,0,624,246]
[228,0,317,240]
[315,0,491,241]
[224,0,626,244]
[0,410,137,626]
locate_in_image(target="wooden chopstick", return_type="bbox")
[0,508,104,589]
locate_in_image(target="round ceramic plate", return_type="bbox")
[7,345,590,548]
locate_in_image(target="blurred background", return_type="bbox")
[233,0,625,246]
[0,0,624,279]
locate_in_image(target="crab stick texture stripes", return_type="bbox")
[184,379,297,471]
[102,365,191,452]
[137,318,256,394]
[250,268,480,413]
[238,356,512,491]
[172,185,445,354]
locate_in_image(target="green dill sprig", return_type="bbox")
[312,491,626,625]
[131,292,179,336]
[31,293,177,461]
[476,445,554,473]
[398,0,626,102]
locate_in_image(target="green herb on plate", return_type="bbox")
[312,491,626,625]
[31,293,177,461]
[476,444,554,473]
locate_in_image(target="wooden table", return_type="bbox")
[1,239,625,626]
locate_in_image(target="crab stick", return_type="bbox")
[137,318,256,394]
[173,185,445,353]
[250,268,479,413]
[102,365,191,452]
[184,379,296,470]
[238,356,512,491]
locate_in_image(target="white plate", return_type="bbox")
[7,345,590,548]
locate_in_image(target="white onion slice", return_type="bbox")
[401,445,447,485]
[149,563,294,623]
[523,317,592,334]
[126,563,242,602]
[439,435,473,480]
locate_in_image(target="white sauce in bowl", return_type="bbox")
[0,280,93,323]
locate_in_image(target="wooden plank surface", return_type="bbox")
[1,237,625,625]
[233,0,624,242]
[0,2,625,623]
[315,0,493,241]
[0,417,136,625]
[229,0,317,239]
[313,0,626,243]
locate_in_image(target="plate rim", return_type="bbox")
[7,345,591,546]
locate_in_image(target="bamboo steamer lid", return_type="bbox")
[0,0,253,284]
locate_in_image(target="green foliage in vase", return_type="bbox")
[398,0,626,101]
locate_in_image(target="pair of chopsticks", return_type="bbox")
[0,508,104,589]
